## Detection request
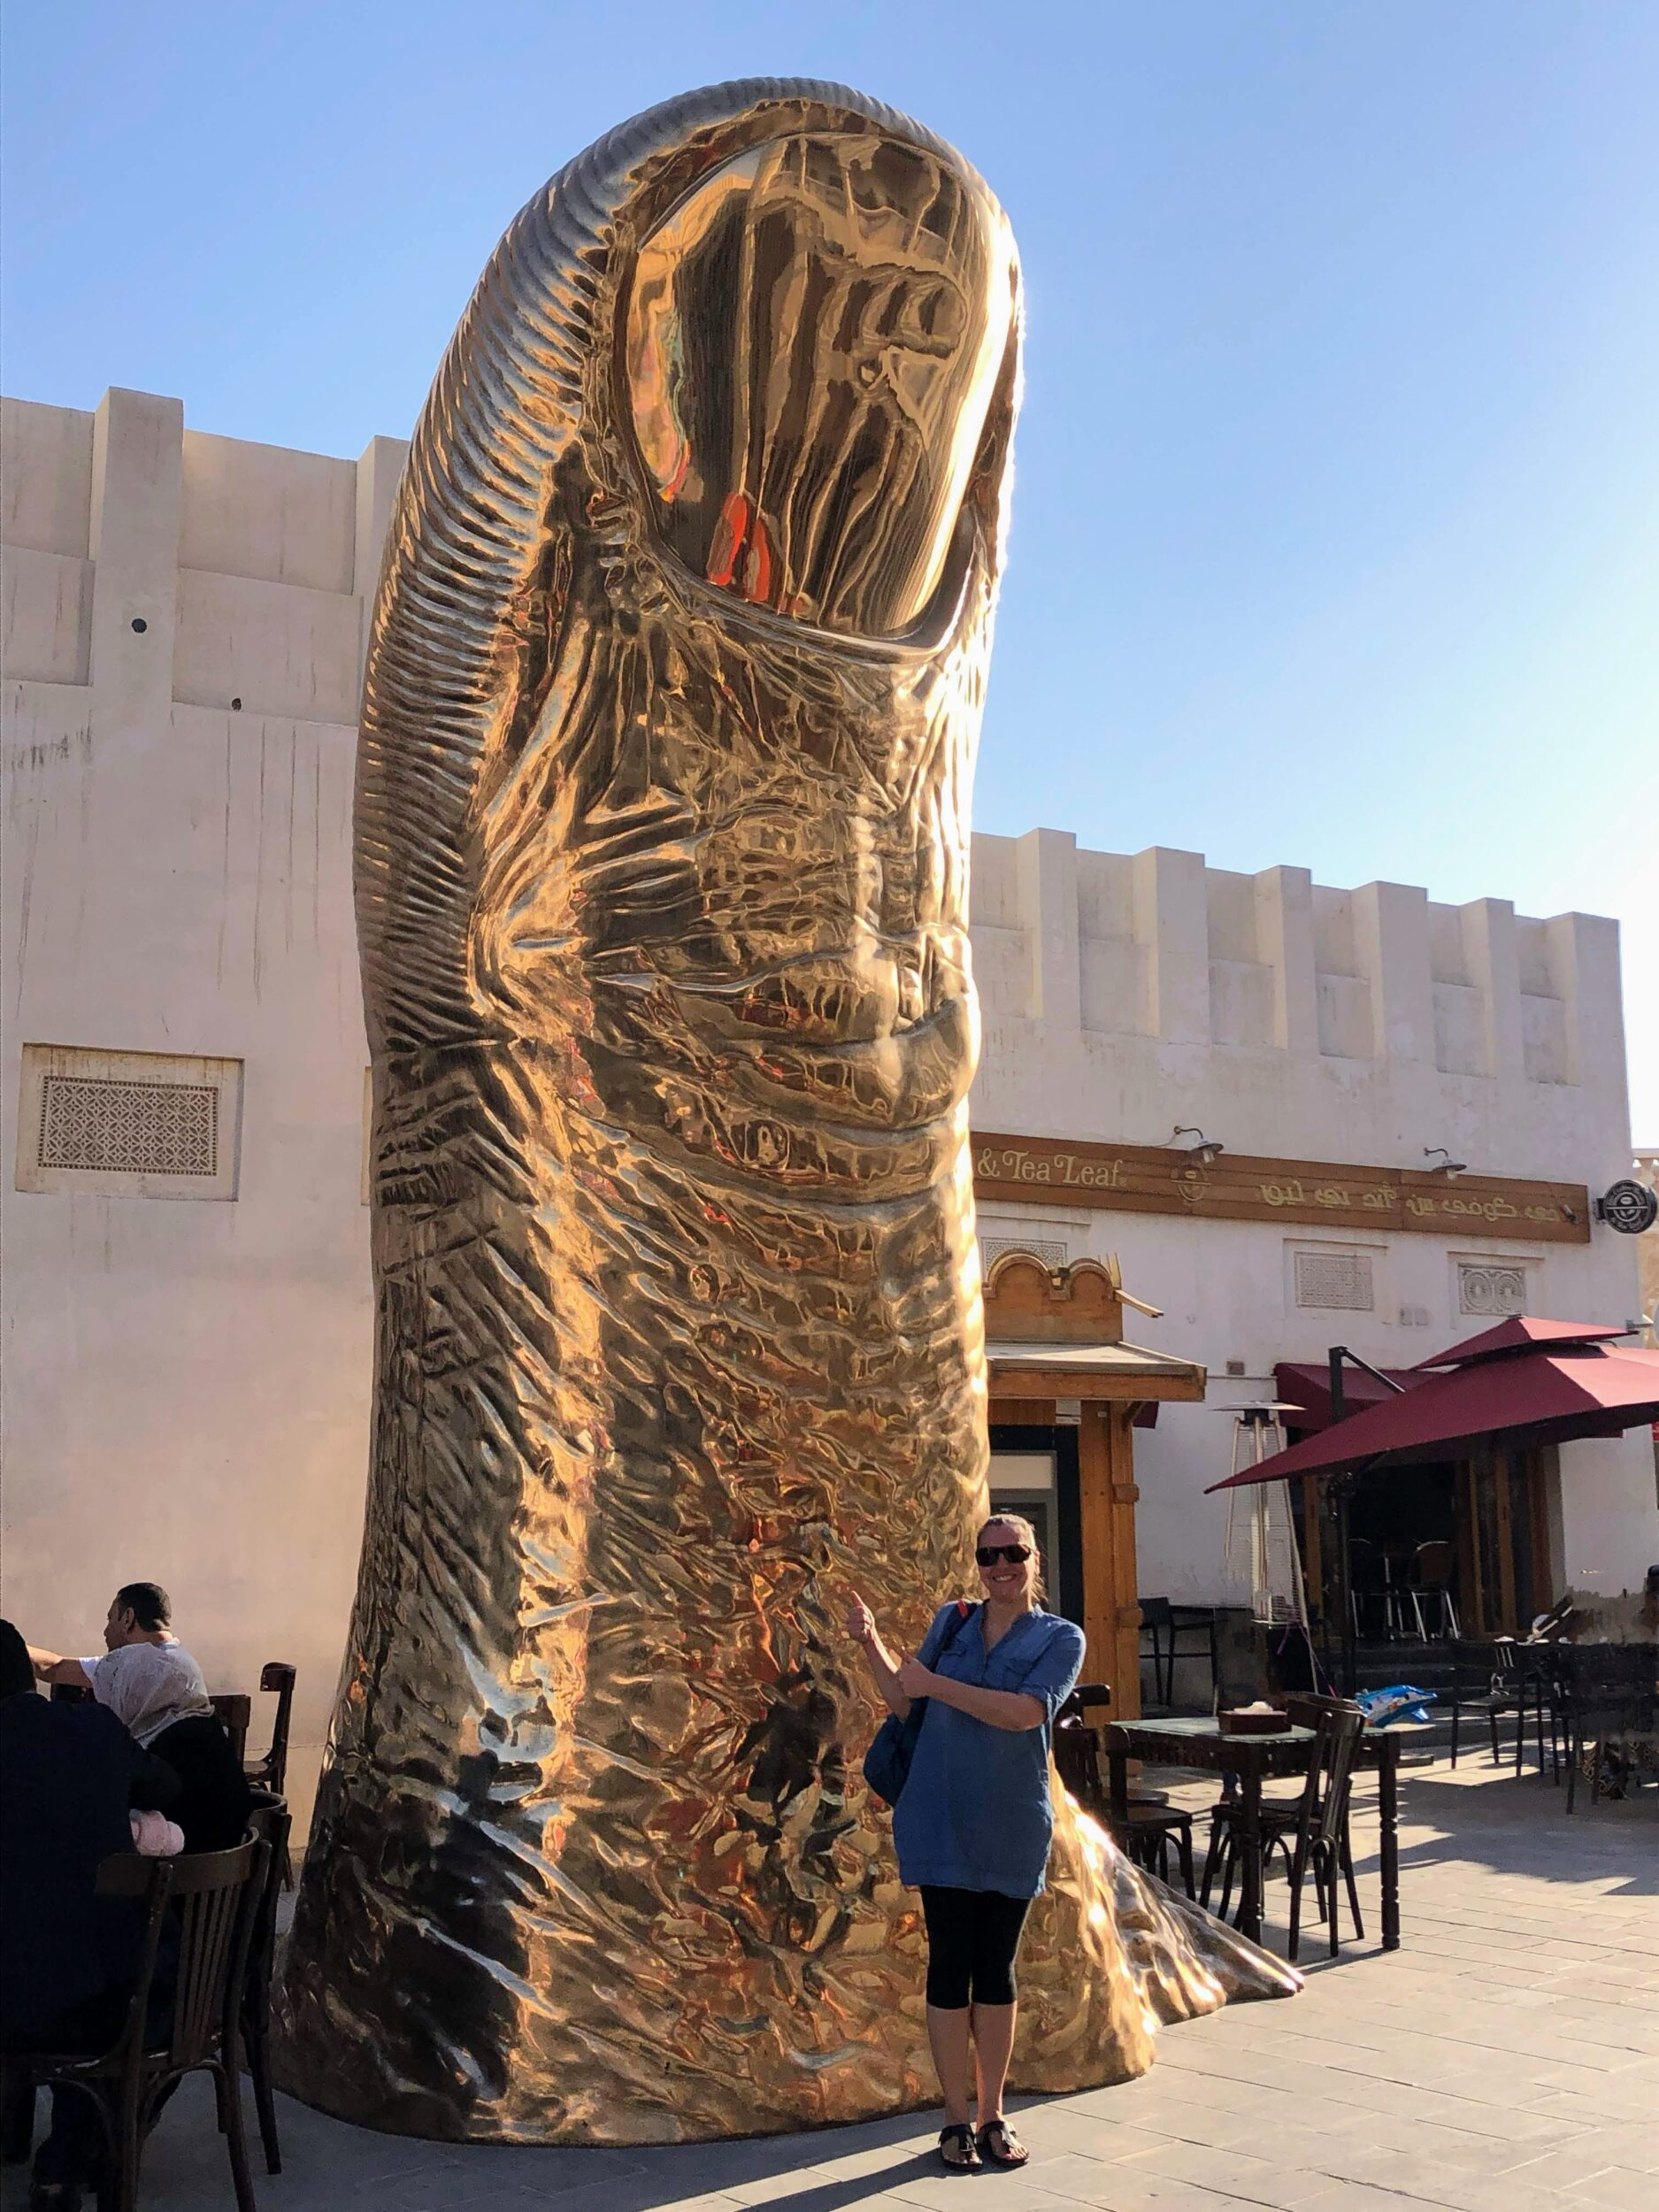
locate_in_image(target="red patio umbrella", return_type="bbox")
[1208,1318,1659,1492]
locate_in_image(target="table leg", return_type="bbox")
[1379,1739,1401,1950]
[1237,1768,1264,1944]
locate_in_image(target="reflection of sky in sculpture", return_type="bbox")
[278,77,1296,2150]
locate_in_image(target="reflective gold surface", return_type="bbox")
[278,76,1296,2147]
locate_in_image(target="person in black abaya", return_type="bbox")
[0,1619,179,2209]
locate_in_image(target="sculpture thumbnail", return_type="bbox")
[280,76,1295,2145]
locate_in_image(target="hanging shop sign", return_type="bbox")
[1595,1179,1659,1234]
[971,1132,1591,1244]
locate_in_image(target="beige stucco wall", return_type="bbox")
[4,387,1654,1841]
[2,390,406,1835]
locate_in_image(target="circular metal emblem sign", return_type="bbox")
[1598,1179,1659,1234]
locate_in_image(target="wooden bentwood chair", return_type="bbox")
[243,1664,296,1800]
[242,1793,292,2175]
[244,1663,297,1891]
[15,1839,268,2212]
[1201,1699,1366,1962]
[1054,1685,1197,1897]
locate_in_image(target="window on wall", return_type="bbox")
[1291,1246,1376,1312]
[14,1044,243,1200]
[1455,1261,1530,1319]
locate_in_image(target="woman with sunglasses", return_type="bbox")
[847,1514,1084,2173]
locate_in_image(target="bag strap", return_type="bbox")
[937,1600,977,1660]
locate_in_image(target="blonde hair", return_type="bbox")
[977,1513,1047,1603]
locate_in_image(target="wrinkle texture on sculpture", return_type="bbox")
[280,77,1296,2147]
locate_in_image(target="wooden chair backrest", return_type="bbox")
[1057,1681,1113,1718]
[209,1693,250,1762]
[250,1662,296,1792]
[100,1839,265,2070]
[1286,1700,1365,1853]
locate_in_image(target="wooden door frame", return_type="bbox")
[987,1394,1144,1721]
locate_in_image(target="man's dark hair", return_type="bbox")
[0,1619,35,1698]
[114,1581,172,1632]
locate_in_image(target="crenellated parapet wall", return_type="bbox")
[3,388,409,718]
[968,829,1630,1187]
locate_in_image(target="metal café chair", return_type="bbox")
[1555,1643,1659,1813]
[1346,1538,1398,1640]
[1405,1540,1461,1640]
[1448,1640,1523,1768]
[1138,1598,1219,1709]
[12,1839,268,2212]
[1448,1639,1560,1776]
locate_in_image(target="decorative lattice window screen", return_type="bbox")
[38,1075,219,1177]
[1457,1263,1528,1317]
[1293,1248,1374,1312]
[16,1045,242,1200]
[980,1235,1067,1271]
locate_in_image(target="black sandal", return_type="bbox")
[976,2117,1029,2169]
[938,2122,980,2171]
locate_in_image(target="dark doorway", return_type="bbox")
[987,1424,1084,1629]
[1302,1448,1550,1649]
[1347,1460,1459,1637]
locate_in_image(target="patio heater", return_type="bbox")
[1220,1405,1312,1671]
[1220,1406,1303,1619]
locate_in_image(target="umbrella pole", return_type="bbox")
[1337,1476,1358,1696]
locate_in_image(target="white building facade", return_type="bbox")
[4,389,1654,1827]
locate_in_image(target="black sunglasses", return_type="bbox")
[976,1543,1032,1567]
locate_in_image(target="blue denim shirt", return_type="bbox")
[892,1602,1086,1900]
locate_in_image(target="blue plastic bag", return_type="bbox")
[1356,1684,1435,1726]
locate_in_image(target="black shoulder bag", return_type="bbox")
[862,1601,977,1808]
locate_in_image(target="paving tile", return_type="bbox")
[890,2171,1085,2211]
[514,2186,749,2212]
[1024,2113,1187,2164]
[1567,2168,1659,2211]
[1015,2149,1154,2202]
[1293,2187,1455,2212]
[1127,2139,1333,2208]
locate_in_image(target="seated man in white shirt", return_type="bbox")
[29,1582,214,1748]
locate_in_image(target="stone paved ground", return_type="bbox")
[7,1755,1655,2211]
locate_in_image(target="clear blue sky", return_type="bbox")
[4,1,1655,1135]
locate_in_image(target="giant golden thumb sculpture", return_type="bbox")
[280,77,1296,2144]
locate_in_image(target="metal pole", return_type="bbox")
[1338,1477,1358,1695]
[1326,1348,1357,1690]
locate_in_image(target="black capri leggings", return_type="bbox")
[919,1885,1032,2009]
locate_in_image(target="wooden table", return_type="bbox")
[1103,1716,1416,1951]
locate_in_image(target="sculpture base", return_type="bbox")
[274,1832,1298,2147]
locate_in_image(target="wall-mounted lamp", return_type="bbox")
[1423,1147,1467,1179]
[1171,1125,1225,1166]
